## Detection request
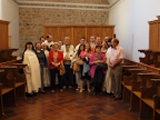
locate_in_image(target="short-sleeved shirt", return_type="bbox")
[107,45,124,65]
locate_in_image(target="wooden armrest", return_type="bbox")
[15,82,25,88]
[153,95,160,99]
[0,59,19,64]
[142,98,154,109]
[156,109,160,114]
[1,87,14,95]
[0,65,17,69]
[138,72,160,77]
[128,68,147,71]
[8,63,26,66]
[133,91,141,98]
[150,79,160,82]
[138,49,151,53]
[122,65,138,68]
[153,95,160,109]
[0,69,4,72]
[9,64,27,69]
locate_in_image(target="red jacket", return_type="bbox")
[49,50,63,69]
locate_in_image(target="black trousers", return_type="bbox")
[50,68,64,90]
[93,64,106,94]
[64,64,74,87]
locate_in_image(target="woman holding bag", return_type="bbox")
[49,42,64,92]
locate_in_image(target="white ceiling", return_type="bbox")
[14,0,115,5]
[14,0,109,4]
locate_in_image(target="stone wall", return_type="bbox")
[19,7,109,50]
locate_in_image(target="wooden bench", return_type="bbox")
[122,59,160,120]
[136,73,160,119]
[125,69,149,112]
[150,78,160,120]
[0,65,16,117]
[122,63,139,105]
[0,49,26,118]
[152,51,160,68]
[0,63,26,100]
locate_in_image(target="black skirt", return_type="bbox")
[79,65,91,81]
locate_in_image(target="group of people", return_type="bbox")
[22,34,124,100]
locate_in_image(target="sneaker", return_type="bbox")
[63,86,66,89]
[51,90,55,93]
[26,93,33,97]
[76,88,79,91]
[114,96,122,101]
[87,89,91,93]
[41,89,45,93]
[33,91,38,96]
[79,89,84,93]
[60,89,63,92]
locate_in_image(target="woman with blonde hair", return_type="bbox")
[49,42,64,92]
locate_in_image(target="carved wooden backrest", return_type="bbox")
[0,49,18,62]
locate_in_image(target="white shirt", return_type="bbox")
[61,44,74,60]
[43,40,54,48]
[107,45,124,65]
[90,42,96,50]
[72,43,81,58]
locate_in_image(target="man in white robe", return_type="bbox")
[61,36,74,88]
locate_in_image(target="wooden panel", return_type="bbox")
[86,27,102,39]
[72,27,86,45]
[159,22,160,50]
[149,21,159,51]
[59,27,73,42]
[102,27,114,38]
[0,20,9,50]
[44,25,114,46]
[45,27,59,42]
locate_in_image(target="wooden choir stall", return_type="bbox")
[122,59,160,120]
[0,49,26,117]
[138,18,160,68]
[0,20,26,117]
[121,18,160,120]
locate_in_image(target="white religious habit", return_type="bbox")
[23,49,41,93]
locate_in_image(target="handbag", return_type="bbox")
[59,64,65,75]
[76,59,84,65]
[73,62,80,72]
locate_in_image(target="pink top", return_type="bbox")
[80,51,87,58]
[89,52,106,78]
